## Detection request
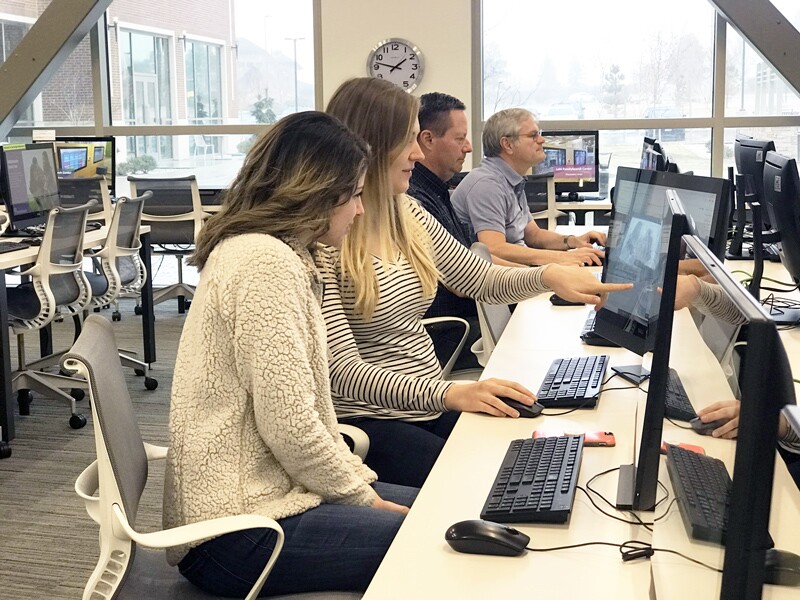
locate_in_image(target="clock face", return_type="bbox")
[367,38,423,92]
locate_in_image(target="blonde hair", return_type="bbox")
[190,111,369,269]
[326,78,438,319]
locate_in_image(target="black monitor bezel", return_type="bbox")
[683,235,792,599]
[54,136,116,197]
[0,142,60,231]
[93,145,105,163]
[734,133,776,227]
[595,167,731,355]
[762,151,800,287]
[536,129,600,195]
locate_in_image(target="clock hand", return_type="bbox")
[389,58,407,73]
[375,62,397,69]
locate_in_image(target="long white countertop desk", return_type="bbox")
[365,262,800,599]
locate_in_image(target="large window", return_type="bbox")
[482,0,715,121]
[185,40,223,125]
[0,19,35,125]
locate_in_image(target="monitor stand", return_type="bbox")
[615,464,637,510]
[611,364,649,384]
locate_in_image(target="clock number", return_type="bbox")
[403,81,409,88]
[373,63,380,71]
[376,53,383,61]
[409,53,416,60]
[411,63,418,70]
[391,43,399,51]
[377,74,383,79]
[410,73,415,79]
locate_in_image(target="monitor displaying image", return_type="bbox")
[59,147,88,174]
[532,130,599,195]
[93,145,105,163]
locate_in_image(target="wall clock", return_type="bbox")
[366,38,424,92]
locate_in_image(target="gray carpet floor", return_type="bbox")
[0,299,183,599]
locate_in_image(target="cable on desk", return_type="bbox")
[664,417,693,430]
[523,538,722,572]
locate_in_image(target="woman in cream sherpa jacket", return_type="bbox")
[163,111,418,597]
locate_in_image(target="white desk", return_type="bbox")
[365,265,800,599]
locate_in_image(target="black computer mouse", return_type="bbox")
[549,293,585,307]
[21,237,42,246]
[445,520,530,556]
[690,417,728,436]
[764,548,800,586]
[499,397,543,418]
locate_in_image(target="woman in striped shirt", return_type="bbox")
[320,78,631,487]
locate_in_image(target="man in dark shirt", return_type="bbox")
[408,92,481,371]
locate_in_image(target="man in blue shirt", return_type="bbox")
[452,108,605,266]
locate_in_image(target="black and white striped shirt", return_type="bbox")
[316,198,550,422]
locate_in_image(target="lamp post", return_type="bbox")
[285,37,304,112]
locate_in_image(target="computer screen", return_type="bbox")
[0,143,61,231]
[594,167,730,355]
[54,137,115,197]
[761,151,800,324]
[59,147,88,173]
[682,235,795,599]
[532,130,599,196]
[640,136,679,173]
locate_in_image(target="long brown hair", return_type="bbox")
[190,111,369,269]
[326,78,438,319]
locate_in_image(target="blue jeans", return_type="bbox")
[178,482,418,597]
[341,411,460,487]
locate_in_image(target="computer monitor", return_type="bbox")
[640,136,679,173]
[0,143,61,231]
[761,151,800,324]
[734,134,775,227]
[682,235,795,599]
[594,168,729,353]
[54,137,115,197]
[533,130,599,197]
[598,189,689,510]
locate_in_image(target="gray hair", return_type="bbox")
[482,108,535,157]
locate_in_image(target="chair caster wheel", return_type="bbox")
[70,389,86,401]
[17,390,33,415]
[112,311,121,322]
[69,414,87,429]
[134,306,143,316]
[134,368,146,376]
[144,377,158,391]
[0,441,11,459]
[93,307,101,313]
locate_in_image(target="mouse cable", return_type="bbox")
[664,417,693,430]
[579,468,670,531]
[541,383,634,417]
[523,539,722,572]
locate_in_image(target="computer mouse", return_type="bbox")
[499,397,543,418]
[689,417,728,436]
[21,237,42,246]
[445,520,530,556]
[764,548,800,586]
[549,293,584,307]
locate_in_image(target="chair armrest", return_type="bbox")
[339,424,369,460]
[421,316,470,379]
[75,460,101,524]
[112,505,284,600]
[143,442,168,461]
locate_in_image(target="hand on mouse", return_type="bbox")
[444,378,536,418]
[575,230,607,247]
[542,264,633,307]
[697,400,740,439]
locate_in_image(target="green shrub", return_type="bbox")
[118,155,157,175]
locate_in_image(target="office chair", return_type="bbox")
[421,315,472,379]
[128,175,211,314]
[71,316,364,600]
[6,203,93,428]
[57,175,113,223]
[468,242,512,367]
[83,192,157,390]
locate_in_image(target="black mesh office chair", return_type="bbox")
[127,175,210,313]
[6,203,93,428]
[58,175,113,223]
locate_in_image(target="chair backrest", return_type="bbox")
[127,175,206,245]
[65,315,149,599]
[89,192,150,307]
[470,242,512,367]
[58,175,112,222]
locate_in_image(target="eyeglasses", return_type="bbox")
[513,129,544,140]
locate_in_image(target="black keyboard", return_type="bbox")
[580,311,620,347]
[664,368,697,422]
[666,444,731,544]
[536,354,609,408]
[480,435,584,523]
[0,240,30,254]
